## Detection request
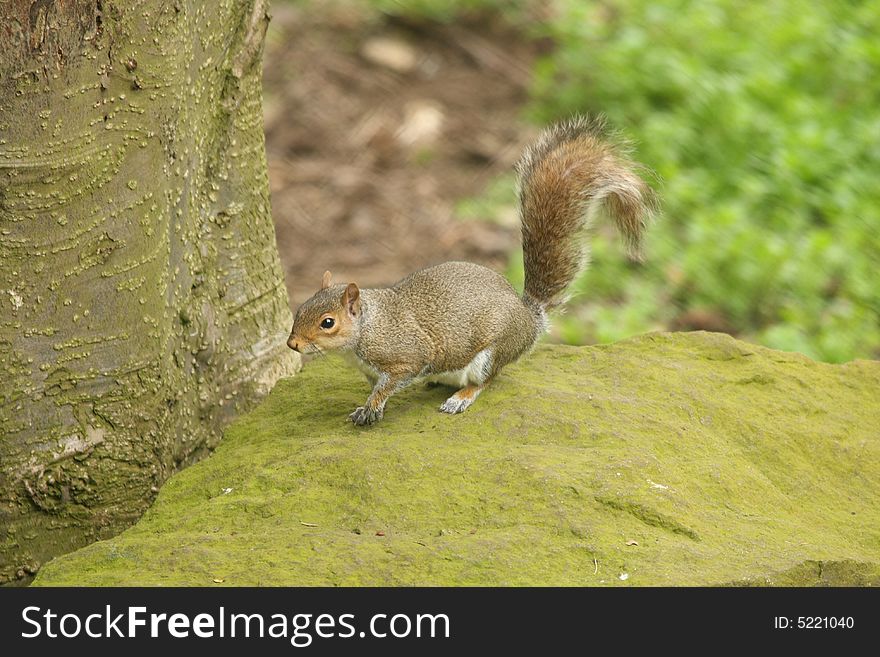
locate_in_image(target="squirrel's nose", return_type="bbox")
[287,337,301,352]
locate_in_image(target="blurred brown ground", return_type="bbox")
[262,3,541,307]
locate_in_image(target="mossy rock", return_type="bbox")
[34,332,880,586]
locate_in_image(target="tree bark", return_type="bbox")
[0,0,298,584]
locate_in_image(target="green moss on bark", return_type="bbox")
[0,0,298,584]
[34,333,880,586]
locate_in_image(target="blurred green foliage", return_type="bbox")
[296,0,880,362]
[518,0,880,362]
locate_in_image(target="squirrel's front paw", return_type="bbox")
[349,405,383,426]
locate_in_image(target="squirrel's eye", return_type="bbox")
[320,317,335,330]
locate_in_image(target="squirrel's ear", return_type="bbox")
[343,283,360,317]
[321,270,332,289]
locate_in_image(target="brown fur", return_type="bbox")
[517,115,657,309]
[288,116,657,425]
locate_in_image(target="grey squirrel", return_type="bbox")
[287,116,657,425]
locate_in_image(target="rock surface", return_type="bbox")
[34,333,880,586]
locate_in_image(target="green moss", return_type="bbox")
[0,0,296,584]
[34,332,880,586]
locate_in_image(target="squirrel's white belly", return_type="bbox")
[349,348,493,388]
[426,348,493,388]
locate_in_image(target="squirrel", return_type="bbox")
[287,116,657,426]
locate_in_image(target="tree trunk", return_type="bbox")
[0,0,298,584]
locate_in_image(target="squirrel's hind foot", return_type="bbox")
[439,385,484,414]
[349,405,383,426]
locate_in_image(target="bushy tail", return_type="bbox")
[516,115,657,310]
